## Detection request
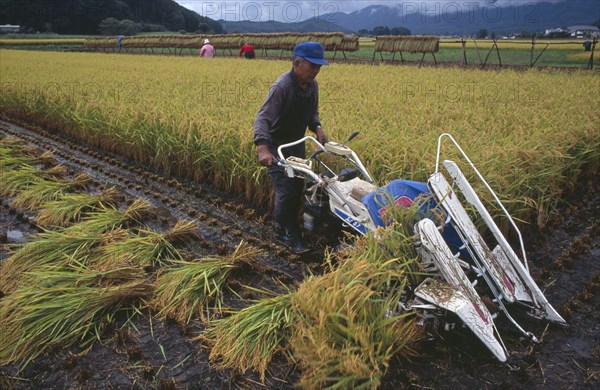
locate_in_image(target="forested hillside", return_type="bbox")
[0,0,223,34]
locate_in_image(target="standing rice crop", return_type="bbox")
[1,50,598,227]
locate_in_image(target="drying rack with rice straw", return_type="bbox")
[373,36,440,66]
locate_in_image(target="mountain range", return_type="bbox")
[321,1,599,35]
[1,0,597,35]
[221,19,350,34]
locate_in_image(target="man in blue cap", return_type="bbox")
[253,42,329,254]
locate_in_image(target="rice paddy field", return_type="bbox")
[1,49,599,389]
[1,50,599,221]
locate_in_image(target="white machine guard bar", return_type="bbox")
[277,136,375,184]
[434,133,529,272]
[277,136,325,161]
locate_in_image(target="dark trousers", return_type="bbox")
[269,168,304,235]
[268,141,305,234]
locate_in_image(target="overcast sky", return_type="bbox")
[174,0,566,22]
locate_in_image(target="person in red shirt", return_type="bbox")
[239,43,256,59]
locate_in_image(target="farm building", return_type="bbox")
[567,25,600,38]
[0,24,20,33]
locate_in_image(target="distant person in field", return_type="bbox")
[200,39,215,58]
[253,41,329,254]
[239,43,256,59]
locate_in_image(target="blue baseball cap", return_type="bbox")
[293,42,329,66]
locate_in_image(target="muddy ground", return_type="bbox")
[0,118,598,389]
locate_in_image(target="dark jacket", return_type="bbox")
[253,70,321,149]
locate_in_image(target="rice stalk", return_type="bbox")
[200,224,420,386]
[336,197,438,288]
[68,198,153,234]
[1,162,68,197]
[10,173,91,211]
[0,233,98,294]
[0,199,152,293]
[291,296,417,390]
[35,187,120,227]
[339,35,359,52]
[0,262,149,367]
[0,135,24,147]
[84,36,118,49]
[290,257,419,390]
[42,164,68,177]
[35,151,56,165]
[0,150,34,170]
[284,221,422,389]
[91,219,198,269]
[162,219,200,242]
[0,153,30,170]
[0,164,44,196]
[0,139,52,166]
[203,292,296,381]
[152,241,264,323]
[85,32,344,51]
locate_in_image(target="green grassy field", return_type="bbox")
[334,44,598,68]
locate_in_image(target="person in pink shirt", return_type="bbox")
[200,39,215,58]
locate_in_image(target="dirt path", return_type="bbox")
[1,118,598,389]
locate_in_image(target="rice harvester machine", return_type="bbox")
[276,132,566,362]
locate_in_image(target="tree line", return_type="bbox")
[357,26,411,37]
[0,0,223,35]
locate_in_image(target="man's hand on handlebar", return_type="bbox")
[257,144,276,167]
[315,127,328,145]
